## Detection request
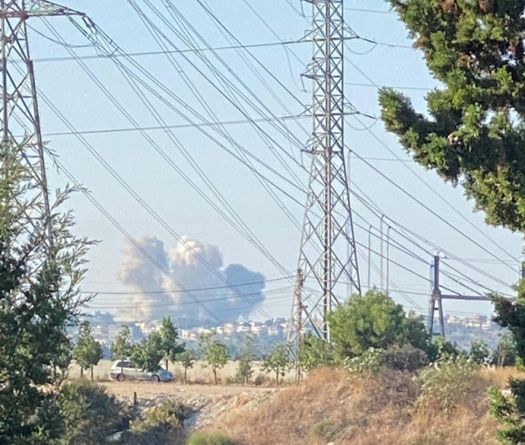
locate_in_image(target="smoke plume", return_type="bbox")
[116,236,266,324]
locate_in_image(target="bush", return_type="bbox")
[131,399,187,433]
[312,419,344,441]
[187,431,235,445]
[344,348,384,375]
[126,399,187,445]
[57,380,131,445]
[416,355,478,413]
[490,379,525,445]
[381,345,429,372]
[345,345,429,376]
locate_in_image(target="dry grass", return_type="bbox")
[68,359,295,385]
[203,366,522,445]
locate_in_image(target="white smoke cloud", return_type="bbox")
[117,236,266,324]
[116,236,171,321]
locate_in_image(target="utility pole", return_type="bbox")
[428,254,500,339]
[428,255,445,338]
[0,0,84,246]
[291,0,361,345]
[294,268,303,381]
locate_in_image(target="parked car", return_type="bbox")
[109,360,174,382]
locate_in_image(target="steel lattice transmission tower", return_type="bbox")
[291,0,361,345]
[0,0,83,243]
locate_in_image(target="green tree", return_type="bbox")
[111,325,133,376]
[175,350,197,384]
[111,325,133,361]
[199,334,229,385]
[469,338,491,364]
[327,290,429,360]
[132,331,164,374]
[379,0,525,232]
[74,321,103,381]
[235,335,254,385]
[429,335,460,362]
[0,141,91,444]
[298,332,334,372]
[262,343,290,385]
[159,316,184,371]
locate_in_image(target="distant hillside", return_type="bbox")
[202,367,521,445]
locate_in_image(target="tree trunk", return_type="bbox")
[80,366,84,378]
[275,370,279,386]
[213,368,218,385]
[165,358,169,371]
[184,367,187,384]
[90,365,94,382]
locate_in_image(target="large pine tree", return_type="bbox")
[379,0,525,231]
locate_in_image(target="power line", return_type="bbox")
[81,275,293,295]
[351,186,516,290]
[345,7,394,14]
[345,81,433,92]
[27,37,306,64]
[43,114,307,137]
[87,287,293,310]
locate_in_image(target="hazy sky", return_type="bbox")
[26,0,522,321]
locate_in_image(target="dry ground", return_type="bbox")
[200,367,525,445]
[102,380,280,430]
[76,362,525,444]
[101,380,277,402]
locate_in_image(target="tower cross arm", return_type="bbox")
[0,0,85,18]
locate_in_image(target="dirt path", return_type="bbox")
[102,382,280,429]
[102,381,276,401]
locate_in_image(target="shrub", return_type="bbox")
[126,399,187,445]
[298,333,335,371]
[416,355,478,413]
[381,345,429,372]
[131,399,186,433]
[57,380,131,445]
[312,419,344,441]
[490,379,525,445]
[187,431,235,445]
[344,348,384,375]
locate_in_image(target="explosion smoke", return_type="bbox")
[117,236,266,324]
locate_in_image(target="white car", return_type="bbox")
[109,360,174,382]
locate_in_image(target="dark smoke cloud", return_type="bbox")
[116,236,266,324]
